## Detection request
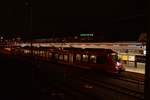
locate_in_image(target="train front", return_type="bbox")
[111,53,125,73]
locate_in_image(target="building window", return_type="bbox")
[76,54,81,61]
[82,54,88,62]
[90,55,96,63]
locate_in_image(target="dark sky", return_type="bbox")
[0,0,145,40]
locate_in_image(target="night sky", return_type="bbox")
[0,0,145,41]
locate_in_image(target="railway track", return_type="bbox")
[112,75,144,85]
[31,58,144,100]
[61,66,144,99]
[70,76,144,100]
[30,57,145,100]
[54,85,102,100]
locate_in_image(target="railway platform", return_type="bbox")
[124,63,145,74]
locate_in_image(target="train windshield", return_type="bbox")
[111,53,118,62]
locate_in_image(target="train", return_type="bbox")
[11,46,125,74]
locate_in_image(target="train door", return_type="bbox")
[69,53,74,64]
[96,55,109,70]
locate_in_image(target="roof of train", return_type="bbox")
[63,47,117,53]
[20,46,117,54]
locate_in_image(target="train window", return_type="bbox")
[55,54,59,59]
[111,54,118,62]
[34,51,37,55]
[40,51,42,56]
[42,51,44,56]
[43,51,45,56]
[96,56,107,64]
[42,51,44,54]
[47,51,49,58]
[35,50,37,55]
[90,55,96,63]
[24,50,27,54]
[82,54,88,62]
[27,50,30,54]
[33,50,35,55]
[64,55,68,61]
[45,51,48,58]
[59,54,63,60]
[37,51,40,55]
[76,54,81,61]
[49,52,52,58]
[43,51,46,56]
[36,51,38,55]
[69,54,74,63]
[40,51,43,56]
[24,50,30,54]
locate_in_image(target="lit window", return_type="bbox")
[76,54,81,61]
[82,54,88,62]
[49,52,52,58]
[34,51,38,55]
[64,55,68,61]
[55,54,58,59]
[90,55,96,63]
[24,50,30,54]
[59,55,63,60]
[39,51,42,56]
[46,52,49,58]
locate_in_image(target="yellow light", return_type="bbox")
[121,55,128,60]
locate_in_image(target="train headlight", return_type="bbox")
[115,66,119,70]
[117,62,120,66]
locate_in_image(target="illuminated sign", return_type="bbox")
[121,55,128,60]
[80,34,94,37]
[128,56,135,61]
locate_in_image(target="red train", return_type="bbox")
[12,47,125,74]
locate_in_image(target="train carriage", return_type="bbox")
[12,47,125,74]
[53,47,125,74]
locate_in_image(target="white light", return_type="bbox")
[117,62,119,66]
[144,50,146,55]
[0,37,3,39]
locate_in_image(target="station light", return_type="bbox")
[144,50,146,55]
[0,36,3,39]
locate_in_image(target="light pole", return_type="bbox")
[25,1,33,56]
